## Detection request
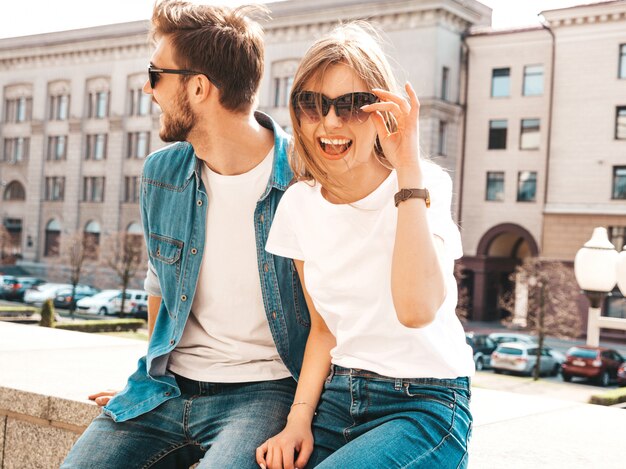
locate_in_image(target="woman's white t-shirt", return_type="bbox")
[265,162,475,379]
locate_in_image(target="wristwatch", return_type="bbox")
[394,188,430,208]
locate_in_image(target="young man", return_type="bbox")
[62,2,309,467]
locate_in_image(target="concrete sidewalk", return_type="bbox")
[0,322,622,468]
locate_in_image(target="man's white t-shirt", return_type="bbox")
[265,162,475,379]
[165,150,291,382]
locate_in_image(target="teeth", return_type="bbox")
[320,137,351,145]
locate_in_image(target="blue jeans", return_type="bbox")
[306,366,472,468]
[62,376,296,469]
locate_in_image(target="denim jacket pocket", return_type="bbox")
[149,233,184,265]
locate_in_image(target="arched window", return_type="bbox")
[3,181,26,201]
[84,220,101,258]
[44,219,61,257]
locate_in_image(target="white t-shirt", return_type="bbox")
[167,149,291,382]
[265,162,475,379]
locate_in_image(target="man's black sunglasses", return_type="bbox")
[291,91,379,124]
[148,65,220,89]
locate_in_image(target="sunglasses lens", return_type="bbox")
[148,70,160,88]
[336,93,378,123]
[293,92,321,123]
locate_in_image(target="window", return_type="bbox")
[491,68,510,97]
[613,166,626,199]
[486,172,505,201]
[47,136,67,161]
[84,220,101,259]
[87,91,109,118]
[441,67,449,100]
[83,177,105,202]
[129,88,151,116]
[44,219,61,257]
[2,137,29,163]
[488,120,507,150]
[438,121,447,156]
[3,181,25,201]
[523,65,543,96]
[85,134,107,160]
[127,132,150,158]
[517,171,537,202]
[271,60,299,108]
[520,119,540,150]
[609,226,626,251]
[44,177,65,201]
[49,94,69,120]
[124,176,140,203]
[620,44,626,79]
[4,97,33,123]
[616,106,626,140]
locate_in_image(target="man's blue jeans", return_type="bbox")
[61,376,296,469]
[306,366,473,468]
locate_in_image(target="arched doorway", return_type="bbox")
[463,223,539,322]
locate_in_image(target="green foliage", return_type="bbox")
[39,299,55,328]
[55,319,145,333]
[589,387,626,406]
[0,306,38,316]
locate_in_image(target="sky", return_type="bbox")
[0,0,606,40]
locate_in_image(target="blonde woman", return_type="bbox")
[256,23,474,469]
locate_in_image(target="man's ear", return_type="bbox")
[190,75,213,103]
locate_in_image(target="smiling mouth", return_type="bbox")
[318,137,353,156]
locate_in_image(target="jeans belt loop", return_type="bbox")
[394,378,403,391]
[328,365,336,381]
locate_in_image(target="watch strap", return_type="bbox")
[394,188,430,208]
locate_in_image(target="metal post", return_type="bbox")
[586,306,601,347]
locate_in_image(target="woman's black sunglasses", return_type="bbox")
[291,91,379,124]
[148,65,220,89]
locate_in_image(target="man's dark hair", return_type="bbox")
[151,0,267,112]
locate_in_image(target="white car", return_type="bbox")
[23,283,72,305]
[76,290,121,315]
[112,289,149,314]
[488,332,537,346]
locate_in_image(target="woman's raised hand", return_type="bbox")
[362,82,421,171]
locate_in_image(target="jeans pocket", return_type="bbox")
[402,383,457,409]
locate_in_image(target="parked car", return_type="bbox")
[24,283,72,306]
[465,332,497,371]
[113,289,149,315]
[76,290,122,315]
[488,332,537,346]
[618,363,626,387]
[491,342,561,377]
[0,276,46,301]
[53,286,101,309]
[0,275,16,299]
[561,346,625,387]
[131,302,148,320]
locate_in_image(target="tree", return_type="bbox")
[61,231,98,316]
[454,262,470,323]
[500,258,582,380]
[102,232,144,316]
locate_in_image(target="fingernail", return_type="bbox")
[259,465,266,469]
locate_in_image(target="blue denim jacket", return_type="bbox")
[104,112,310,422]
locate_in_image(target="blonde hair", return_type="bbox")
[289,22,400,196]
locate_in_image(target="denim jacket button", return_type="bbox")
[264,263,269,272]
[197,199,203,206]
[169,339,175,346]
[164,391,171,396]
[272,311,277,320]
[191,248,198,254]
[181,295,187,301]
[260,214,264,223]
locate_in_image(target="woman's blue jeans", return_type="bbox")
[306,366,473,469]
[61,376,296,469]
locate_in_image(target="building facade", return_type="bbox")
[460,1,626,322]
[0,0,624,322]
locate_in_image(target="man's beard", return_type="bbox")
[159,92,195,142]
